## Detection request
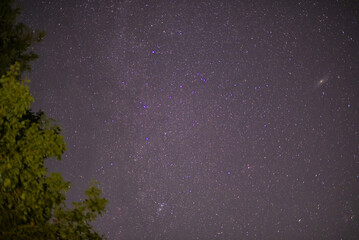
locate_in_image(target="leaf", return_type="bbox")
[4,178,11,187]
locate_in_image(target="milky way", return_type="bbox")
[19,0,359,239]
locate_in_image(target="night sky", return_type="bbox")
[17,0,359,239]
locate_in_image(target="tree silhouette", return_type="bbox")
[0,0,45,76]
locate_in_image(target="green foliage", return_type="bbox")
[0,0,45,76]
[0,64,108,239]
[0,2,108,239]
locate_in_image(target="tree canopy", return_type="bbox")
[0,0,45,76]
[0,1,108,239]
[0,64,108,240]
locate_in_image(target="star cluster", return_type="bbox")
[19,0,359,239]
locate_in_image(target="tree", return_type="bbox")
[0,63,108,239]
[0,1,108,238]
[0,0,45,76]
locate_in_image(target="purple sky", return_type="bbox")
[19,0,359,239]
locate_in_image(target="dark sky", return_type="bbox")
[18,0,359,239]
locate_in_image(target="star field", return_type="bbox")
[18,0,359,239]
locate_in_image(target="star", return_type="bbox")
[19,0,359,239]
